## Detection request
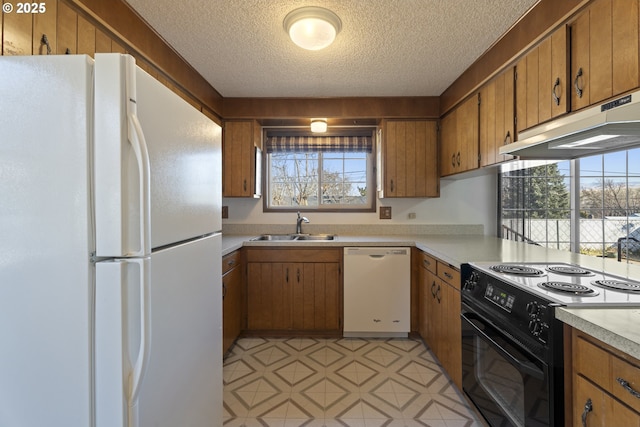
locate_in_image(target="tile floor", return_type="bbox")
[223,337,484,426]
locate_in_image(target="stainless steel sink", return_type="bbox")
[251,234,335,241]
[296,234,335,241]
[251,234,297,241]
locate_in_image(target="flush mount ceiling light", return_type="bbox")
[310,118,328,133]
[283,6,342,51]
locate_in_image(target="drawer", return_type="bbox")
[417,250,437,274]
[222,250,241,275]
[573,331,640,413]
[437,261,460,289]
[612,352,640,412]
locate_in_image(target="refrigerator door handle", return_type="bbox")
[127,113,151,256]
[129,256,150,406]
[95,257,150,427]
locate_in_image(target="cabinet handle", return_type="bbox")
[436,284,441,303]
[451,154,456,167]
[617,377,640,398]
[581,398,592,427]
[227,259,236,267]
[243,179,247,192]
[423,259,431,268]
[456,151,461,166]
[503,131,511,145]
[41,34,52,55]
[444,271,453,280]
[222,282,227,299]
[390,179,394,192]
[286,268,289,283]
[552,77,561,106]
[297,268,300,283]
[431,280,437,297]
[574,68,584,99]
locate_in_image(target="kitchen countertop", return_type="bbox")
[556,307,640,357]
[221,232,640,357]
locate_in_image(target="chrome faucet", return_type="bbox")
[296,211,309,234]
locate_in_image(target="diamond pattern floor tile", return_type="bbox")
[223,337,484,426]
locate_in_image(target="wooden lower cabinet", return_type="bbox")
[568,327,640,426]
[245,248,342,334]
[417,250,462,389]
[222,250,243,355]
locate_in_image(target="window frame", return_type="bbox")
[262,130,377,213]
[498,148,640,264]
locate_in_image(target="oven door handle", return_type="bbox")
[462,312,545,380]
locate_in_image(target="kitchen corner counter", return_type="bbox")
[556,307,640,357]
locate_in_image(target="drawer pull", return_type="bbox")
[227,259,236,267]
[581,398,592,427]
[444,272,453,280]
[617,377,640,398]
[423,259,431,267]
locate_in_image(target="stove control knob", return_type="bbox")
[526,302,539,316]
[463,271,479,291]
[529,319,542,336]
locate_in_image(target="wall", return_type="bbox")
[223,172,498,236]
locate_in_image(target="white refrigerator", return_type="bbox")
[0,54,222,427]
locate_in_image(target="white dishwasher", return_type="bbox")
[343,247,410,337]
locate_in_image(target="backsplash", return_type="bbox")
[222,223,484,236]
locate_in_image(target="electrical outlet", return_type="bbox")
[222,206,229,219]
[408,212,416,219]
[380,206,392,219]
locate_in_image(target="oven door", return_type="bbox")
[461,305,550,427]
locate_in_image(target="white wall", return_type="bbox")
[223,172,498,235]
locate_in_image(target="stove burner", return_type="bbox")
[546,265,594,276]
[591,280,640,293]
[491,264,545,276]
[538,281,597,296]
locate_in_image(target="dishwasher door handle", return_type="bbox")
[369,254,385,259]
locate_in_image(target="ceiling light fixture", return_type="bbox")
[310,118,328,133]
[283,6,342,51]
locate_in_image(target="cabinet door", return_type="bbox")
[479,79,497,167]
[571,0,639,110]
[246,262,292,330]
[456,95,479,173]
[480,68,515,167]
[223,120,260,197]
[574,375,607,427]
[383,120,438,197]
[439,111,457,177]
[222,266,242,354]
[516,25,568,130]
[442,96,478,175]
[292,262,340,331]
[441,281,462,389]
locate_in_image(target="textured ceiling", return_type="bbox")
[124,0,539,98]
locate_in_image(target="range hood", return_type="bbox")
[500,90,640,159]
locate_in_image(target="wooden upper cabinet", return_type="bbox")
[571,0,639,110]
[516,25,569,132]
[382,120,438,198]
[480,67,515,167]
[223,120,261,197]
[440,95,479,177]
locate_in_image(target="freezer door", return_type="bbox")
[95,234,222,427]
[94,54,222,257]
[0,55,94,427]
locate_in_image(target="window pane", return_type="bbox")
[266,148,372,210]
[603,150,627,177]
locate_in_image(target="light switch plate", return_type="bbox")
[222,206,229,219]
[380,206,392,219]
